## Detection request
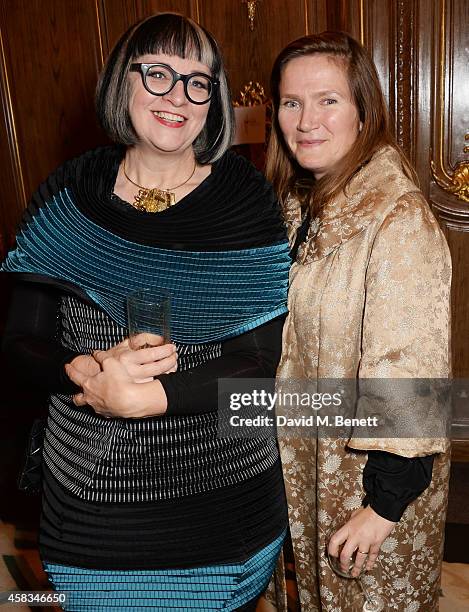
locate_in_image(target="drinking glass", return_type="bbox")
[126,288,171,350]
[326,543,388,611]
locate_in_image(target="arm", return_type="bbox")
[329,194,452,575]
[362,450,434,522]
[69,316,284,418]
[329,449,434,575]
[160,316,285,416]
[3,282,176,409]
[357,193,451,382]
[2,281,82,393]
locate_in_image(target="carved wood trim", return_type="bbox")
[190,0,200,22]
[391,0,418,161]
[359,0,365,45]
[430,191,469,232]
[0,22,26,212]
[95,0,108,64]
[430,0,469,222]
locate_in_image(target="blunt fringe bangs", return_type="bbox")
[266,31,417,214]
[96,13,235,163]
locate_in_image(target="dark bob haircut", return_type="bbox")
[95,13,235,164]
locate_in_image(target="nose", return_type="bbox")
[162,79,187,106]
[298,105,319,132]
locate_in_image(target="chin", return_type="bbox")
[297,159,324,174]
[148,139,186,153]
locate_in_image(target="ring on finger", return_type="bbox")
[357,550,369,555]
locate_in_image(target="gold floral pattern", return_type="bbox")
[274,147,452,611]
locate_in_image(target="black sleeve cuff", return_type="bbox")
[56,350,84,394]
[158,373,187,416]
[160,316,284,416]
[362,450,435,522]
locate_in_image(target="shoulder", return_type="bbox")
[46,145,120,192]
[380,190,446,245]
[387,190,437,223]
[214,149,274,194]
[208,150,286,238]
[371,190,451,273]
[355,148,444,246]
[26,146,120,219]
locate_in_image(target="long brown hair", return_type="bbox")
[266,31,417,214]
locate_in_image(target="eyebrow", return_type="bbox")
[280,89,343,98]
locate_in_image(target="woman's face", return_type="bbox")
[128,53,211,156]
[278,54,361,179]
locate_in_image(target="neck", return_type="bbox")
[124,145,197,189]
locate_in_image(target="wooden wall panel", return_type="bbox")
[100,0,138,53]
[137,0,192,12]
[446,0,468,165]
[446,230,469,377]
[200,0,310,98]
[306,0,327,34]
[0,0,103,207]
[325,0,362,41]
[99,0,195,60]
[361,1,393,120]
[135,0,194,19]
[427,0,469,378]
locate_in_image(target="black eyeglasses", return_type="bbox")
[130,63,218,105]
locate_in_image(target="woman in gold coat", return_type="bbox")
[265,32,451,611]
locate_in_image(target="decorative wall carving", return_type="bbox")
[430,0,469,218]
[394,0,415,155]
[431,157,469,204]
[241,0,261,31]
[233,81,268,107]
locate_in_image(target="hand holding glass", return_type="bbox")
[126,289,171,350]
[326,543,387,611]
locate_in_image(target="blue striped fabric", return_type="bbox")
[44,529,285,611]
[2,189,290,344]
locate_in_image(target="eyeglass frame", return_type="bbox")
[129,63,219,105]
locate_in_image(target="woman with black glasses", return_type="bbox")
[2,13,289,611]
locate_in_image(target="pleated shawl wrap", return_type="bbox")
[2,146,290,343]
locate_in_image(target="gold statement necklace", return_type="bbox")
[123,158,197,213]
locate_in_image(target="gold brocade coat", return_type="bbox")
[273,147,452,612]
